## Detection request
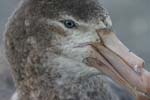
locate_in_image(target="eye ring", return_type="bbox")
[61,20,76,28]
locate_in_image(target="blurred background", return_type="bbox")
[0,0,150,100]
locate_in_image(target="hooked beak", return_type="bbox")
[85,29,150,100]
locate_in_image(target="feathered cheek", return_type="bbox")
[61,43,94,62]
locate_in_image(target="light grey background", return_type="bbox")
[0,0,150,100]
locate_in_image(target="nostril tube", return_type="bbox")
[96,28,112,36]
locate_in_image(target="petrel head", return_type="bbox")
[5,0,150,99]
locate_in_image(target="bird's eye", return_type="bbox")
[62,20,76,28]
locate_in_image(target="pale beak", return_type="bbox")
[86,29,150,100]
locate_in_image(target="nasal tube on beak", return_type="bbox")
[94,28,150,100]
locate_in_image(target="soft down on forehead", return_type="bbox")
[30,0,108,22]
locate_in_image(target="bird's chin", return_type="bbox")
[76,29,150,100]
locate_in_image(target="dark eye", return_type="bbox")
[62,20,76,28]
